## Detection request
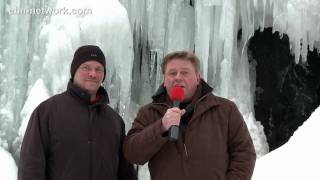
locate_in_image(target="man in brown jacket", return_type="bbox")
[124,51,256,180]
[18,45,137,180]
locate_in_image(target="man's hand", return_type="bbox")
[161,107,186,131]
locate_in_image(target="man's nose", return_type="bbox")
[173,72,183,82]
[88,70,98,77]
[175,72,183,79]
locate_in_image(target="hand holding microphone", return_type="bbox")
[161,86,185,141]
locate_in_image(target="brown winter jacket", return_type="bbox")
[124,80,256,180]
[19,80,137,180]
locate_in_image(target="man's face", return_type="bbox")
[73,60,104,96]
[164,59,200,101]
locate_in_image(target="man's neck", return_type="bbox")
[90,93,101,104]
[90,94,97,101]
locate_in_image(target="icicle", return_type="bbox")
[194,0,212,80]
[166,1,195,52]
[219,0,236,98]
[203,0,221,6]
[287,2,301,63]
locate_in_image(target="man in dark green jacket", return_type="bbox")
[18,45,137,180]
[124,51,256,180]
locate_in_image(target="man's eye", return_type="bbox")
[96,68,104,73]
[82,66,90,71]
[181,71,189,75]
[169,72,176,76]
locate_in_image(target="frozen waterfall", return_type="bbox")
[0,0,320,179]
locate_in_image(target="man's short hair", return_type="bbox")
[161,51,200,74]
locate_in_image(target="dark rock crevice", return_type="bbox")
[248,27,320,151]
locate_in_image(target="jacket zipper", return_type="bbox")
[88,107,93,180]
[183,143,189,158]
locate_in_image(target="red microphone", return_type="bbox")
[168,86,185,141]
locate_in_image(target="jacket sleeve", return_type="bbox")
[227,102,256,180]
[118,121,138,180]
[18,105,49,180]
[123,106,168,165]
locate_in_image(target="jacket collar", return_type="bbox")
[151,79,214,104]
[150,79,220,121]
[67,79,110,106]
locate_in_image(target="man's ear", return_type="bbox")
[197,73,201,83]
[163,78,166,87]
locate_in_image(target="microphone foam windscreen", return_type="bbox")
[171,86,185,101]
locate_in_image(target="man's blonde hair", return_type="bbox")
[161,51,200,74]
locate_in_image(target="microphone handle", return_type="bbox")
[168,100,180,141]
[173,100,180,107]
[168,126,179,141]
